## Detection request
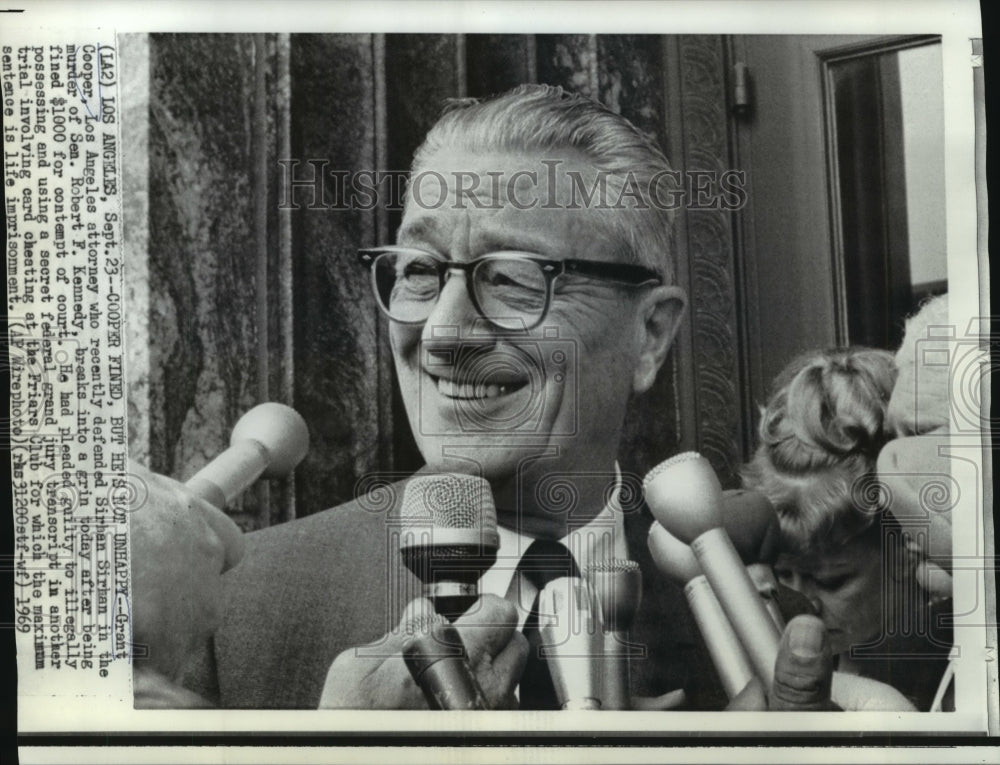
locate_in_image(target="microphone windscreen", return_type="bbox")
[585,559,642,632]
[185,402,309,508]
[230,402,310,478]
[643,452,723,543]
[720,489,781,565]
[400,473,500,550]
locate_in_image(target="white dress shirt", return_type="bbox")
[478,463,629,629]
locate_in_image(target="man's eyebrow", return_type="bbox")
[396,220,555,257]
[475,230,550,255]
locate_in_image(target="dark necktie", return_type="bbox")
[517,539,580,710]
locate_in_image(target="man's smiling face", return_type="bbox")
[390,150,651,490]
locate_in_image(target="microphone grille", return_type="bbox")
[643,451,703,489]
[586,559,640,575]
[401,473,498,531]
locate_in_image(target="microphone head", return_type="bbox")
[585,559,642,632]
[647,521,702,584]
[538,577,604,710]
[643,452,723,544]
[720,489,781,564]
[231,402,310,477]
[399,474,500,592]
[400,473,500,548]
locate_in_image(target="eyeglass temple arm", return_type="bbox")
[562,259,663,286]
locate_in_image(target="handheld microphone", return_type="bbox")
[721,489,785,631]
[538,576,604,710]
[644,452,781,689]
[185,402,309,509]
[647,521,755,699]
[400,474,500,620]
[586,559,642,710]
[402,610,489,710]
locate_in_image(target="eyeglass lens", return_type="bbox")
[373,251,549,328]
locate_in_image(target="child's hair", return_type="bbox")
[742,347,898,555]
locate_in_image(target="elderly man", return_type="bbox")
[137,84,837,712]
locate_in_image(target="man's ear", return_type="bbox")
[632,285,686,395]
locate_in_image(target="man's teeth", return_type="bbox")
[437,378,513,399]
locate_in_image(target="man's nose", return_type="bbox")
[421,270,484,340]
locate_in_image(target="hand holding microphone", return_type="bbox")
[725,614,916,711]
[319,595,527,709]
[131,460,248,697]
[647,453,917,713]
[402,610,488,709]
[133,402,308,704]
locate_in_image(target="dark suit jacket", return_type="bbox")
[182,475,727,710]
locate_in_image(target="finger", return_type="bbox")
[770,614,835,711]
[397,597,438,633]
[631,689,687,711]
[726,676,767,711]
[489,628,529,684]
[473,629,528,710]
[454,595,520,665]
[195,502,246,572]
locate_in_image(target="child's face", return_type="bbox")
[774,531,885,656]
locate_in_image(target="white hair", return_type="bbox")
[411,84,676,283]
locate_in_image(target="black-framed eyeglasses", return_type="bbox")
[357,246,663,331]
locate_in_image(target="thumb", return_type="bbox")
[770,615,838,711]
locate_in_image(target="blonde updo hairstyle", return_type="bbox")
[742,347,898,556]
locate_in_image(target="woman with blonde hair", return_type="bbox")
[743,344,952,710]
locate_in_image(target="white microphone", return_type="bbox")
[586,559,642,710]
[538,576,604,710]
[647,521,755,700]
[644,452,782,689]
[185,402,309,509]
